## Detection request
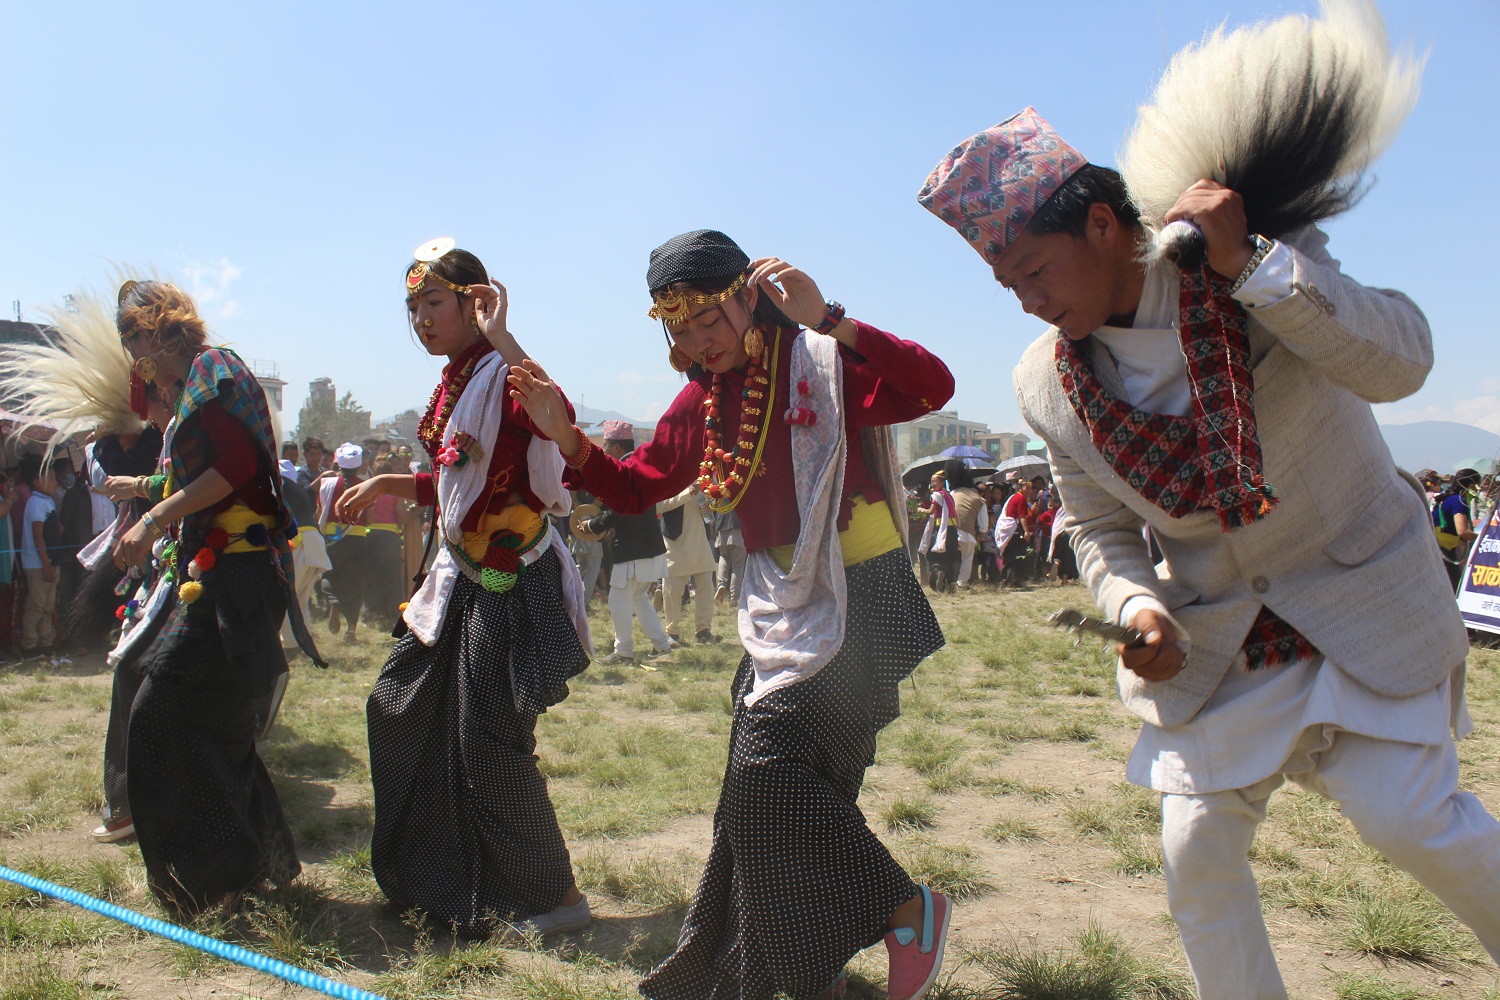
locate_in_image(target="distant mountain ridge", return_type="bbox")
[1379,421,1500,473]
[575,403,653,429]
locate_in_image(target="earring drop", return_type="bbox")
[669,346,692,373]
[133,356,157,382]
[742,327,764,363]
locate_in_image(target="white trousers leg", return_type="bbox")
[634,577,671,651]
[1163,732,1500,1000]
[1298,733,1500,964]
[608,576,641,657]
[957,538,977,587]
[1161,778,1286,1000]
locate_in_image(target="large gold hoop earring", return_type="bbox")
[133,356,157,382]
[668,345,692,373]
[742,326,764,363]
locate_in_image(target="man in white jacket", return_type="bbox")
[920,108,1500,996]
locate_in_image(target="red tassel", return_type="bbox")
[129,371,149,419]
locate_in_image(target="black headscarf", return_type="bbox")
[647,230,750,292]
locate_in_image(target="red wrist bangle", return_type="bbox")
[566,426,593,469]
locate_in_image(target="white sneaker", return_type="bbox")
[91,816,135,843]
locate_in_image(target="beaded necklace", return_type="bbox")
[698,328,779,514]
[417,350,483,455]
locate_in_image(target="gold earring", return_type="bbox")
[669,346,692,373]
[133,356,157,382]
[742,326,764,363]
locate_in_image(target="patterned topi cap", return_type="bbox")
[917,107,1087,266]
[600,419,634,443]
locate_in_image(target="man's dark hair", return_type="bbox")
[1027,164,1142,239]
[302,436,325,453]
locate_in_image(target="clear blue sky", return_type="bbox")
[3,1,1496,438]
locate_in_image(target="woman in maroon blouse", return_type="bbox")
[509,231,956,1000]
[335,240,592,940]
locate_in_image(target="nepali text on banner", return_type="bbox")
[1458,505,1500,636]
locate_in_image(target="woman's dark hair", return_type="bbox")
[407,248,489,291]
[941,459,972,490]
[1451,468,1482,493]
[1027,164,1141,239]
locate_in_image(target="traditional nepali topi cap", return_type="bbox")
[334,443,363,469]
[600,420,634,443]
[917,107,1087,266]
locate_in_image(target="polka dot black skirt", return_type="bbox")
[368,547,590,936]
[129,551,299,914]
[640,546,945,1000]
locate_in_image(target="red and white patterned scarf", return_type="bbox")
[1055,263,1314,669]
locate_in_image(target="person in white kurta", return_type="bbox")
[657,483,718,644]
[920,109,1500,1000]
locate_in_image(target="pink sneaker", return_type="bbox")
[884,886,951,1000]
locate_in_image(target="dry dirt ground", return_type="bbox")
[1,582,1496,999]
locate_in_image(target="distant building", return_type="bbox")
[246,358,285,411]
[892,410,991,463]
[373,408,420,444]
[971,431,1033,461]
[308,377,335,406]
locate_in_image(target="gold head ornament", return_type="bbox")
[648,272,747,324]
[406,236,472,297]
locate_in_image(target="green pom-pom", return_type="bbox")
[480,568,518,593]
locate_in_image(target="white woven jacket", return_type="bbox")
[1013,231,1468,728]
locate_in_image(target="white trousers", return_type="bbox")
[662,570,713,636]
[1162,730,1500,999]
[608,572,670,657]
[957,537,977,587]
[280,531,329,647]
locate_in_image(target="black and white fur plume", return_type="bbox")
[1118,0,1423,267]
[0,280,145,457]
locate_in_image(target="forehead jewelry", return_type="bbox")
[648,272,747,324]
[406,236,473,297]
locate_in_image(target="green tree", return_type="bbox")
[295,390,371,450]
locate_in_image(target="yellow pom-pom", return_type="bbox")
[179,581,204,604]
[398,602,409,612]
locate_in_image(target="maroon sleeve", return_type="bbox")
[838,320,955,427]
[199,401,260,490]
[565,383,706,515]
[413,472,436,507]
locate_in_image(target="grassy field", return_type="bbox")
[0,581,1496,1000]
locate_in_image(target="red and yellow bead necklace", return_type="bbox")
[698,328,779,513]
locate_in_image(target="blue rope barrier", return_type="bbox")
[0,864,386,1000]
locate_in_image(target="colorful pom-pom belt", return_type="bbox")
[446,523,550,594]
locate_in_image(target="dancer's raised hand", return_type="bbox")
[748,257,828,329]
[469,279,510,341]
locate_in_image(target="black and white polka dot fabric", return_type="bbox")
[641,547,945,1000]
[368,547,590,936]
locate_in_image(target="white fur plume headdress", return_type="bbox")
[0,278,148,456]
[1119,0,1424,266]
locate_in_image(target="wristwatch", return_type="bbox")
[812,301,846,335]
[1229,234,1275,296]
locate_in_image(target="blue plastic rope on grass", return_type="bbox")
[0,864,385,1000]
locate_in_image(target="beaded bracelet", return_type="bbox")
[565,426,593,469]
[1229,234,1275,296]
